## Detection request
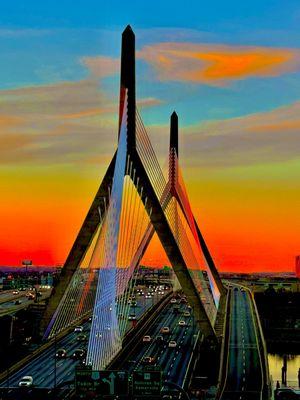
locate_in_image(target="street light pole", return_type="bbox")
[54,335,57,391]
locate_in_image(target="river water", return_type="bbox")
[268,354,300,388]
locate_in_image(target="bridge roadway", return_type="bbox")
[220,287,264,400]
[123,299,198,389]
[0,289,52,316]
[0,295,156,389]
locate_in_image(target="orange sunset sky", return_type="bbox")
[1,1,300,273]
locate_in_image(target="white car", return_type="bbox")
[183,311,190,317]
[128,314,136,321]
[178,320,186,327]
[18,376,33,387]
[142,335,151,343]
[168,340,177,348]
[12,290,19,295]
[170,298,177,304]
[74,326,83,333]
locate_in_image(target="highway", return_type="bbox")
[123,297,198,389]
[0,293,157,389]
[0,289,52,316]
[220,287,264,400]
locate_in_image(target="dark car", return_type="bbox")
[76,334,87,342]
[55,348,67,359]
[72,349,86,360]
[142,356,155,365]
[156,335,164,344]
[173,305,180,314]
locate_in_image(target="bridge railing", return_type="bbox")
[216,287,231,399]
[248,290,271,399]
[182,329,202,391]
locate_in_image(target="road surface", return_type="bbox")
[220,287,264,400]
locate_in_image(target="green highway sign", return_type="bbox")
[75,367,129,397]
[132,369,162,396]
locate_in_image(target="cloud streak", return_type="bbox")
[138,42,300,86]
[180,101,300,167]
[0,77,161,165]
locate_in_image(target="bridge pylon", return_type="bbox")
[41,25,226,369]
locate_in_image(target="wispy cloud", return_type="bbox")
[0,75,161,165]
[80,56,120,79]
[181,101,300,167]
[0,28,52,38]
[143,100,300,168]
[138,42,300,86]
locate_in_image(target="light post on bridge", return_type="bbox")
[54,334,57,392]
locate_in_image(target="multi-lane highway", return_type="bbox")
[0,288,52,316]
[220,287,264,400]
[0,292,158,389]
[123,297,198,389]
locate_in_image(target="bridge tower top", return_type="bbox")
[119,24,136,151]
[169,111,178,192]
[170,111,178,157]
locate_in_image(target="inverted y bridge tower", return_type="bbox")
[41,25,225,369]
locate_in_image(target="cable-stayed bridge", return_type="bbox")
[0,26,271,400]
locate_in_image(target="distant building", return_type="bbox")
[296,255,300,278]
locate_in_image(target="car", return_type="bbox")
[12,290,19,295]
[18,376,33,387]
[173,305,180,314]
[160,326,170,334]
[77,334,87,342]
[72,349,86,359]
[187,305,192,310]
[130,301,137,307]
[145,295,152,299]
[168,340,177,348]
[142,356,155,365]
[170,298,177,304]
[14,300,22,305]
[128,314,136,321]
[178,320,186,327]
[22,336,32,346]
[183,311,190,317]
[74,326,84,333]
[56,348,67,358]
[156,335,164,344]
[27,294,35,300]
[142,335,151,343]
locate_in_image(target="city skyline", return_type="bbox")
[1,1,300,272]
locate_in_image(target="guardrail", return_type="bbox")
[249,291,271,399]
[217,288,232,399]
[182,330,202,391]
[215,288,231,399]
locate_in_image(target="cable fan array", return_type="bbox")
[136,111,219,325]
[46,101,220,369]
